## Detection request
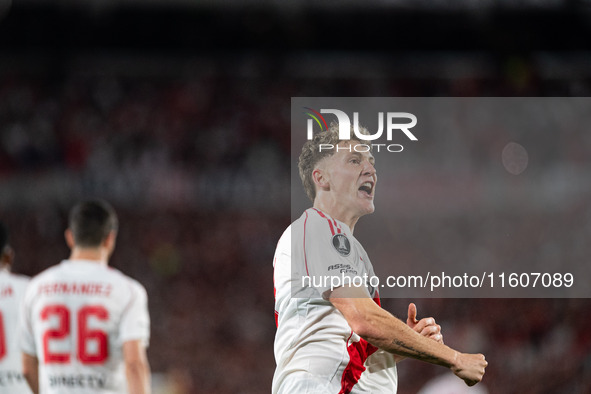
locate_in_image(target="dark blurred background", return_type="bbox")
[1,0,590,393]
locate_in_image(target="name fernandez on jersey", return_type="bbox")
[37,282,113,297]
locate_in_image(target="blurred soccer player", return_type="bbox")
[19,200,151,394]
[0,221,32,393]
[273,125,487,393]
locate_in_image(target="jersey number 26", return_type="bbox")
[41,304,109,365]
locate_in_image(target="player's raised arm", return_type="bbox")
[330,285,487,386]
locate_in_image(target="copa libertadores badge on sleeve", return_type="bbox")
[332,234,351,256]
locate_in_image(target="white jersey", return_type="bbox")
[19,260,150,394]
[273,208,397,394]
[0,268,32,393]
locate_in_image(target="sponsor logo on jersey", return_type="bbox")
[48,374,107,389]
[0,371,26,386]
[327,263,358,275]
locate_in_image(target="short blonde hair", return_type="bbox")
[298,122,370,202]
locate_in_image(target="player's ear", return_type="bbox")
[104,230,117,255]
[0,245,14,266]
[64,229,75,249]
[312,167,330,191]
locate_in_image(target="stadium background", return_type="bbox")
[1,0,590,393]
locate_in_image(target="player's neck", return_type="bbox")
[313,200,359,233]
[69,247,109,265]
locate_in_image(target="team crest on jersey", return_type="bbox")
[331,234,351,256]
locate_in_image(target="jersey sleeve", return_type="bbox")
[118,281,150,347]
[303,212,360,298]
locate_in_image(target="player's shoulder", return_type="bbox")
[297,208,346,237]
[22,264,60,300]
[276,224,291,244]
[76,265,148,301]
[9,272,31,285]
[0,270,30,292]
[291,208,321,228]
[0,269,30,281]
[29,262,144,290]
[276,209,348,254]
[104,267,147,293]
[283,208,332,243]
[28,263,62,284]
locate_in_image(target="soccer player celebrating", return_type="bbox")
[273,125,487,393]
[0,221,32,393]
[19,200,151,394]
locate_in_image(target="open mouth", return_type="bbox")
[358,181,374,197]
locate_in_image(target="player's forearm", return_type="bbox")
[22,353,40,394]
[123,339,151,394]
[125,360,151,394]
[332,288,487,386]
[24,374,39,394]
[356,305,457,368]
[331,290,457,368]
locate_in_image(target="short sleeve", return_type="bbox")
[303,213,360,298]
[119,281,150,347]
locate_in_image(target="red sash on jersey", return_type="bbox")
[338,295,382,394]
[273,257,279,327]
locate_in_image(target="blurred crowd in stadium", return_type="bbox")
[1,54,590,393]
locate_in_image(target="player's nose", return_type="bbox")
[362,160,376,176]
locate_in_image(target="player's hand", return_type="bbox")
[406,303,443,344]
[451,352,488,386]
